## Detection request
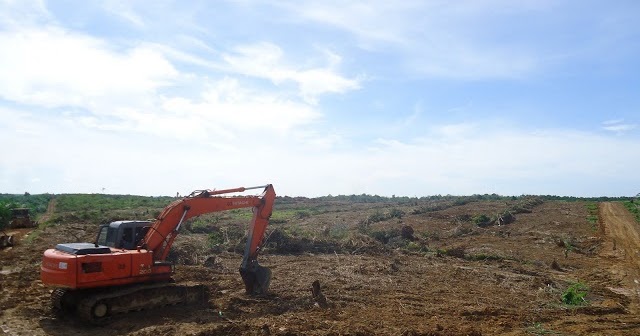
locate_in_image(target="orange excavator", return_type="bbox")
[41,184,276,322]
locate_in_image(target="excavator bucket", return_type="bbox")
[240,263,271,295]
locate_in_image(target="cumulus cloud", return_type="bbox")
[160,77,322,133]
[0,20,344,144]
[0,26,178,109]
[222,42,360,102]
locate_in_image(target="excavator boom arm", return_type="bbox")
[142,184,275,263]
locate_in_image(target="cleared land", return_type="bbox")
[1,196,640,335]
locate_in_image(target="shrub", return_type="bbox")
[453,198,470,206]
[455,214,472,222]
[406,241,428,253]
[295,210,312,219]
[509,205,532,214]
[473,214,492,227]
[367,210,387,224]
[496,211,515,225]
[411,203,450,214]
[467,253,504,261]
[437,246,466,258]
[369,228,401,244]
[389,208,405,219]
[263,229,307,254]
[207,230,225,249]
[562,282,588,305]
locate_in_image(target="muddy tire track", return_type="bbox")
[600,202,640,312]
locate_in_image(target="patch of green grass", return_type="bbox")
[466,253,505,262]
[585,202,599,231]
[22,230,41,244]
[526,322,563,335]
[294,210,312,219]
[388,208,405,219]
[21,215,59,244]
[411,202,451,214]
[366,210,387,224]
[623,200,640,223]
[561,282,588,305]
[207,230,225,249]
[405,241,429,253]
[328,223,351,240]
[258,207,320,223]
[56,194,173,212]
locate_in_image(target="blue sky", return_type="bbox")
[0,0,638,197]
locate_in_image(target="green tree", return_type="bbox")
[0,201,13,231]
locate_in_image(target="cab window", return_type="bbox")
[96,226,119,247]
[121,227,134,249]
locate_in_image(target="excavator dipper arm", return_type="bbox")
[239,186,276,294]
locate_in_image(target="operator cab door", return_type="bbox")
[120,227,135,249]
[134,225,150,248]
[118,225,150,249]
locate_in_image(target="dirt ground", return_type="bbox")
[1,199,640,335]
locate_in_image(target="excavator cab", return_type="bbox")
[95,221,151,250]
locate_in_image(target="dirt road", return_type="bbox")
[600,202,640,312]
[37,198,56,224]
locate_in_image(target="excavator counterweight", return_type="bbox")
[40,184,276,322]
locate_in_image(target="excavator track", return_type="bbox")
[52,288,83,315]
[53,282,208,324]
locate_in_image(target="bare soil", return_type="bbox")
[1,200,640,335]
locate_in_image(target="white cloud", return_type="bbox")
[603,124,637,132]
[601,119,637,133]
[49,76,324,149]
[603,118,623,125]
[0,25,359,113]
[161,77,322,132]
[295,126,639,197]
[0,26,178,109]
[0,25,328,143]
[0,0,51,27]
[101,0,145,27]
[2,104,637,197]
[222,42,360,102]
[269,0,554,79]
[280,1,413,46]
